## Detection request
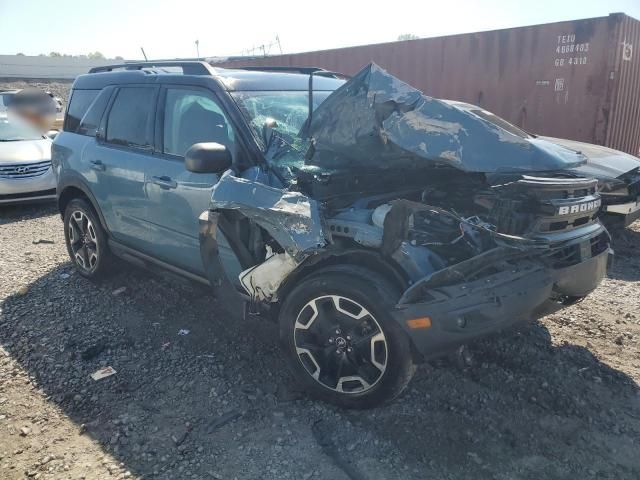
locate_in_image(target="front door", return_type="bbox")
[142,85,242,277]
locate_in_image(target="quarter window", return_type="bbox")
[65,90,99,133]
[163,88,235,157]
[106,87,155,148]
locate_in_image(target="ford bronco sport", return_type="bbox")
[53,61,611,408]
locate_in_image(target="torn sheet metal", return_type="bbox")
[239,252,298,302]
[210,170,325,258]
[305,63,586,173]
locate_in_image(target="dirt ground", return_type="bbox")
[0,203,639,480]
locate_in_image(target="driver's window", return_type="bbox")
[163,88,236,157]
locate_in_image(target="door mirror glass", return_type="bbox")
[262,117,278,149]
[185,142,232,173]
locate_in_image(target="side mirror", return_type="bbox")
[185,142,232,174]
[46,129,59,140]
[262,118,278,149]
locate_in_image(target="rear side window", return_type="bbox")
[105,87,155,149]
[65,90,99,132]
[77,88,112,137]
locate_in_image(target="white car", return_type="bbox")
[0,114,56,205]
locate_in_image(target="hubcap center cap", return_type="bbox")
[335,337,347,348]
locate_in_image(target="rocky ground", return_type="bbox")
[0,203,639,479]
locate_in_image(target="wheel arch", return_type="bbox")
[276,248,409,308]
[57,178,109,234]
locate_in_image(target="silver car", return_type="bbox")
[0,113,55,205]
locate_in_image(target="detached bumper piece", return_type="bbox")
[604,197,640,226]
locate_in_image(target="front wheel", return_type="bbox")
[279,266,415,408]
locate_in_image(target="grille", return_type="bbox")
[0,161,52,179]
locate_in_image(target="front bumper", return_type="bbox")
[603,197,640,226]
[392,243,611,360]
[0,167,57,205]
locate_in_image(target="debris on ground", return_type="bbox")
[112,287,127,296]
[177,329,190,336]
[90,366,117,381]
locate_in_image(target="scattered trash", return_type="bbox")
[60,273,71,279]
[161,342,171,350]
[19,426,31,436]
[90,366,117,381]
[178,329,190,336]
[16,286,29,296]
[152,322,160,328]
[32,239,55,245]
[112,287,127,296]
[81,341,107,360]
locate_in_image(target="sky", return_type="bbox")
[1,0,640,59]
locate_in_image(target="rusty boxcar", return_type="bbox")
[214,13,640,156]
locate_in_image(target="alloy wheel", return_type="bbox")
[68,210,99,271]
[293,295,388,394]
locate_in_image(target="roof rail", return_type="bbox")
[232,65,350,79]
[88,61,213,75]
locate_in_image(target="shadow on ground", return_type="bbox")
[1,260,639,479]
[0,203,58,226]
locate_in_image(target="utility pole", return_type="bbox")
[276,35,282,54]
[195,39,200,59]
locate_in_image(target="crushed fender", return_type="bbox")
[210,170,325,259]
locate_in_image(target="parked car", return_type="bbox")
[0,112,56,205]
[53,62,611,408]
[0,88,59,130]
[443,101,640,228]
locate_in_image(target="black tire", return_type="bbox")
[279,265,415,409]
[63,198,112,279]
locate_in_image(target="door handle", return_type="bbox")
[151,175,177,189]
[90,159,105,171]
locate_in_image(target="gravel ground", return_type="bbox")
[0,203,639,480]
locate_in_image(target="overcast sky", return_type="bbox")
[1,0,640,59]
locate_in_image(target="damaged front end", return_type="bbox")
[199,63,611,359]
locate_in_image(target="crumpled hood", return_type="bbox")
[305,63,586,173]
[0,138,51,164]
[541,136,640,180]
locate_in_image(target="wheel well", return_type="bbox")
[58,186,89,217]
[276,249,409,307]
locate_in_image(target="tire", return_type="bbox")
[63,198,112,279]
[279,265,415,408]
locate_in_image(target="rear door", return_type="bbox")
[142,85,242,277]
[89,85,159,249]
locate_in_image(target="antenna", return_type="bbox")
[276,35,282,54]
[195,39,200,59]
[140,47,148,61]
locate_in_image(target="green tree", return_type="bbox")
[49,51,62,57]
[88,51,106,59]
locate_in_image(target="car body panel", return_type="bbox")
[0,135,56,204]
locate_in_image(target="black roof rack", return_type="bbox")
[232,65,350,79]
[88,61,213,75]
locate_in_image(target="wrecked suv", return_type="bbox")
[53,61,611,408]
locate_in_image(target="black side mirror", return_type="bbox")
[185,142,232,174]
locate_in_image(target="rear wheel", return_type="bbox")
[63,198,111,279]
[279,266,415,408]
